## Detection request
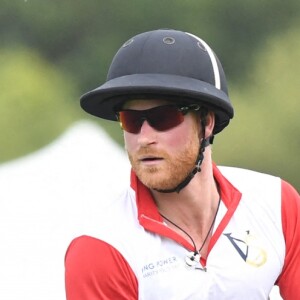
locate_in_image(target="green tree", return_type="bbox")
[214,23,300,190]
[1,0,299,92]
[0,47,80,162]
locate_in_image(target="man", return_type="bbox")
[65,29,300,299]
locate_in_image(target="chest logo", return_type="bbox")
[141,256,180,278]
[224,230,267,267]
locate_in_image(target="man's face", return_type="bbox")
[123,99,200,191]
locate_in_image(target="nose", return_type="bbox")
[137,120,157,146]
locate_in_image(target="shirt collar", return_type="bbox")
[130,163,242,224]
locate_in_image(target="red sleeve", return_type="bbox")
[276,180,300,299]
[65,235,138,300]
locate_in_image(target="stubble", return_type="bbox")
[128,136,199,191]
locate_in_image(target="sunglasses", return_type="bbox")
[116,104,201,134]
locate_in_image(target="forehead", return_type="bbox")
[122,99,173,110]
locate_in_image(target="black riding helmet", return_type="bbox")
[80,29,234,134]
[80,29,234,193]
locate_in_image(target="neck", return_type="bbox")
[151,153,220,253]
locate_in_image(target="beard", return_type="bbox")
[127,137,200,191]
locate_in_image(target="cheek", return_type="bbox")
[123,132,136,152]
[166,131,186,148]
[167,118,199,148]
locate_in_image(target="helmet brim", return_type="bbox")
[80,73,234,134]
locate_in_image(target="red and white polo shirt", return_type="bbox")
[65,165,300,299]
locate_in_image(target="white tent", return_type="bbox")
[0,121,130,299]
[0,121,282,299]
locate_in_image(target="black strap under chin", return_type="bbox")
[155,136,212,194]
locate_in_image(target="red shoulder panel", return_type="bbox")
[276,180,300,299]
[65,235,138,300]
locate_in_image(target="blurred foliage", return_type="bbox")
[0,0,299,189]
[214,21,300,189]
[1,0,299,90]
[0,47,80,162]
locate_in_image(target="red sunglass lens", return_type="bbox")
[148,106,184,131]
[118,111,144,133]
[118,105,185,133]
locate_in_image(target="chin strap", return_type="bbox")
[154,109,214,194]
[155,135,212,193]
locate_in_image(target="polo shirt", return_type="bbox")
[65,165,300,299]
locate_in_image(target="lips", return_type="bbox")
[139,156,163,162]
[136,149,166,165]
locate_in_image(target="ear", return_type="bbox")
[204,111,215,139]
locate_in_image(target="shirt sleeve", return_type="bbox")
[65,235,138,300]
[276,180,300,299]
